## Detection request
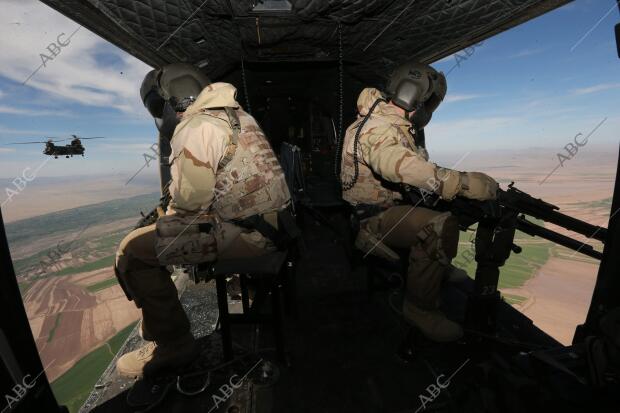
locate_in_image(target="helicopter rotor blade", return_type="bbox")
[78,137,106,140]
[6,137,66,145]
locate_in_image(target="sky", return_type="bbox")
[427,0,620,154]
[0,0,618,180]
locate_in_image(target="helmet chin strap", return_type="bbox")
[408,103,433,130]
[405,104,429,149]
[411,125,426,149]
[157,101,180,141]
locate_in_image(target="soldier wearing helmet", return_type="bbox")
[340,61,498,342]
[115,63,291,377]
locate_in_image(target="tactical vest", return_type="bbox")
[341,115,428,207]
[212,109,291,221]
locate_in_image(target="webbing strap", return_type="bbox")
[218,107,240,170]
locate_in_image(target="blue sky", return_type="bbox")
[0,0,619,179]
[428,0,620,154]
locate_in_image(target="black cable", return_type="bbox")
[241,58,252,115]
[341,98,385,191]
[333,21,345,181]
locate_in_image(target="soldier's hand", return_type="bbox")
[459,172,499,201]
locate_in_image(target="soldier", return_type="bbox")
[115,64,291,377]
[340,61,498,342]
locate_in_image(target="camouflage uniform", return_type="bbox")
[116,83,291,348]
[341,88,463,341]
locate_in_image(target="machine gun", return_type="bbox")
[407,183,609,332]
[446,182,607,260]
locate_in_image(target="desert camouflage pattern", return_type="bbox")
[168,82,290,220]
[213,109,291,220]
[154,214,218,265]
[341,88,461,206]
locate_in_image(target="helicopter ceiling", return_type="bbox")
[39,0,572,84]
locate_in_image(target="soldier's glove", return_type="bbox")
[458,172,499,201]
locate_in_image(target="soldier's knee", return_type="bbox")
[416,212,458,262]
[116,225,157,273]
[117,227,144,260]
[115,225,158,304]
[114,232,141,303]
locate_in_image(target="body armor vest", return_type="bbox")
[212,109,291,220]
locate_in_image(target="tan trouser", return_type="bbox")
[115,221,275,345]
[363,206,459,310]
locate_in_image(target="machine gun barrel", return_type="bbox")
[499,185,607,243]
[516,216,603,260]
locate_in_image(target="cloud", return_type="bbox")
[0,0,152,116]
[0,125,55,136]
[0,148,16,153]
[0,105,73,116]
[98,141,159,155]
[509,48,545,59]
[572,83,620,95]
[444,94,485,103]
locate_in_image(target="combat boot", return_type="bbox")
[116,334,200,378]
[403,300,463,342]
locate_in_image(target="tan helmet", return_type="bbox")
[158,63,211,111]
[385,61,447,128]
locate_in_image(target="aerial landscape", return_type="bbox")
[1,144,615,411]
[0,0,618,411]
[4,188,159,411]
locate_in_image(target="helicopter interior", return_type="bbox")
[1,0,619,412]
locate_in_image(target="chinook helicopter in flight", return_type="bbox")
[1,1,619,413]
[8,135,105,158]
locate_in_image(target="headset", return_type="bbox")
[384,62,447,129]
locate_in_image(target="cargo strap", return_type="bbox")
[175,106,240,171]
[234,208,300,250]
[218,107,240,170]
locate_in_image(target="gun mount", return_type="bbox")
[407,183,609,333]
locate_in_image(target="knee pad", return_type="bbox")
[417,212,459,263]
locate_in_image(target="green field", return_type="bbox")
[503,294,528,305]
[47,313,63,343]
[12,231,131,279]
[51,322,137,413]
[454,221,552,304]
[566,197,613,210]
[7,192,159,281]
[18,280,34,295]
[53,255,115,277]
[12,230,127,282]
[85,277,119,293]
[5,193,159,246]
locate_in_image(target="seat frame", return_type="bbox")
[190,249,297,362]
